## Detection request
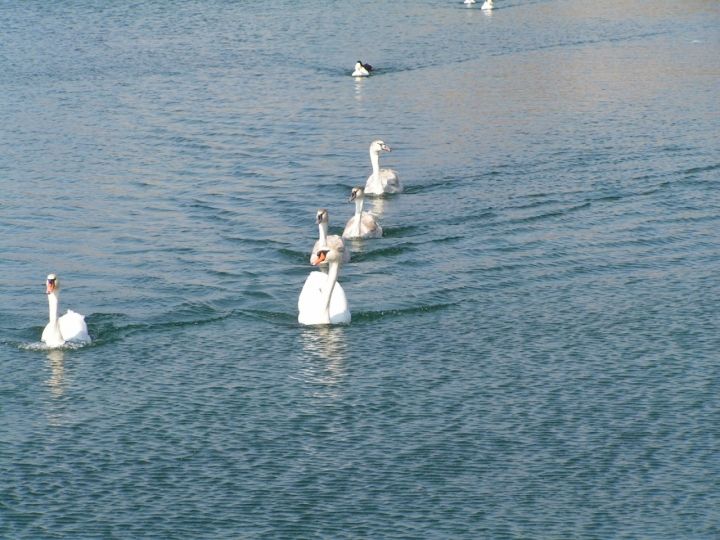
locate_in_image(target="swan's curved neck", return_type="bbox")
[370,152,380,182]
[318,220,328,246]
[352,196,364,237]
[321,261,340,322]
[48,292,60,324]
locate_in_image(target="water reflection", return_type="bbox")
[370,195,387,217]
[45,349,66,398]
[298,326,348,398]
[482,8,493,18]
[354,76,365,101]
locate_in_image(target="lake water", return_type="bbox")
[2,0,719,537]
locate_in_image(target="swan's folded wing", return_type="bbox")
[360,213,382,237]
[59,309,92,342]
[327,236,350,262]
[298,271,327,313]
[381,169,402,193]
[328,282,351,324]
[298,272,350,325]
[342,216,358,238]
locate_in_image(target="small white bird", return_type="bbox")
[298,248,351,325]
[352,61,372,77]
[41,274,91,347]
[343,187,383,239]
[481,0,494,9]
[464,0,476,4]
[311,209,351,265]
[365,140,403,195]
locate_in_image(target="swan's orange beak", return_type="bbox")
[312,252,327,266]
[46,281,55,294]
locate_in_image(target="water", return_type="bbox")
[1,0,719,537]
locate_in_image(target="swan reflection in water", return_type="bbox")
[355,76,365,101]
[45,349,66,398]
[370,195,387,218]
[298,326,349,398]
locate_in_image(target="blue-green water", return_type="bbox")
[2,0,719,537]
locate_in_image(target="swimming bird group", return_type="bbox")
[39,138,399,345]
[297,140,401,326]
[39,63,410,345]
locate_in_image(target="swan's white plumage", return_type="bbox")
[298,249,351,325]
[365,140,403,195]
[464,0,476,4]
[342,214,382,239]
[59,310,91,342]
[481,0,494,9]
[41,320,65,348]
[298,272,351,325]
[41,274,91,347]
[352,61,370,77]
[342,187,383,239]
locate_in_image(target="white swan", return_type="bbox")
[464,0,476,4]
[298,248,351,325]
[365,140,403,195]
[342,187,383,239]
[41,274,91,347]
[481,0,494,9]
[311,209,351,264]
[352,61,372,77]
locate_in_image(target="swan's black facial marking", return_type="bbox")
[312,249,329,266]
[46,275,58,294]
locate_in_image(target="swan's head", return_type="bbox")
[349,187,365,202]
[46,274,60,295]
[312,248,343,266]
[370,140,391,155]
[315,209,329,225]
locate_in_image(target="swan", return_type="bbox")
[481,0,494,9]
[298,248,351,325]
[365,140,403,195]
[41,274,91,347]
[352,61,373,77]
[464,0,476,4]
[342,187,383,239]
[311,209,351,264]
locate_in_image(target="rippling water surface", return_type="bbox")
[2,0,720,537]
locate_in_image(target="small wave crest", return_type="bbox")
[352,302,456,322]
[11,340,91,352]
